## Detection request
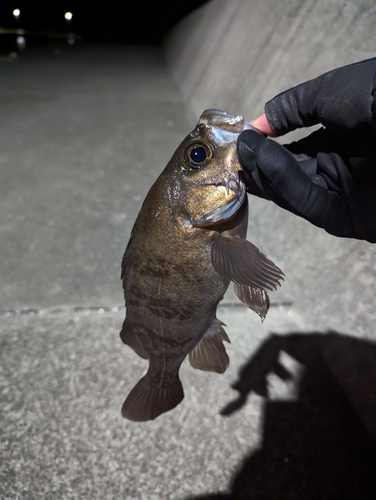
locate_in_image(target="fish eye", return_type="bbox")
[184,141,212,169]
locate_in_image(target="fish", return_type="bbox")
[120,109,284,421]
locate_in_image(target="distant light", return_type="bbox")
[64,12,73,21]
[16,36,26,50]
[13,8,20,18]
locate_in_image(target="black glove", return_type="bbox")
[237,58,376,243]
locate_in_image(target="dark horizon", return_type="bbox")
[0,1,209,49]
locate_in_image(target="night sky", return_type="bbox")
[0,1,209,47]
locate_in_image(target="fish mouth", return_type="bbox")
[193,173,246,227]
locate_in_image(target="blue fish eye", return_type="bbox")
[184,141,212,169]
[191,146,207,163]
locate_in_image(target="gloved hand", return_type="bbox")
[237,58,376,243]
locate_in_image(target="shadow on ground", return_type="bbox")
[188,331,376,500]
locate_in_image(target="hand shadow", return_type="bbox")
[188,331,376,500]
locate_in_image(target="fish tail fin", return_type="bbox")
[121,372,184,421]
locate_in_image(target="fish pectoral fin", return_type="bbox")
[234,283,270,321]
[189,319,230,374]
[121,373,184,421]
[120,320,148,359]
[211,232,284,291]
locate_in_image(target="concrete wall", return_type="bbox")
[165,0,376,336]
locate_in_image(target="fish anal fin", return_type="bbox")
[121,373,184,421]
[120,319,148,359]
[234,283,270,321]
[189,320,230,374]
[211,232,284,291]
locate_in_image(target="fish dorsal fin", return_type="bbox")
[120,319,148,360]
[234,283,270,321]
[189,319,230,374]
[211,233,284,291]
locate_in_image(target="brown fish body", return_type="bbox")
[120,110,284,421]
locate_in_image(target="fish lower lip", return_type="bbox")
[194,179,246,226]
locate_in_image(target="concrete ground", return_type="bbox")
[1,43,376,500]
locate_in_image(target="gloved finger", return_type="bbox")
[237,130,270,198]
[238,130,325,203]
[237,129,265,168]
[284,125,376,164]
[253,139,353,234]
[238,130,351,233]
[282,128,346,192]
[282,127,340,158]
[264,58,376,136]
[297,158,327,188]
